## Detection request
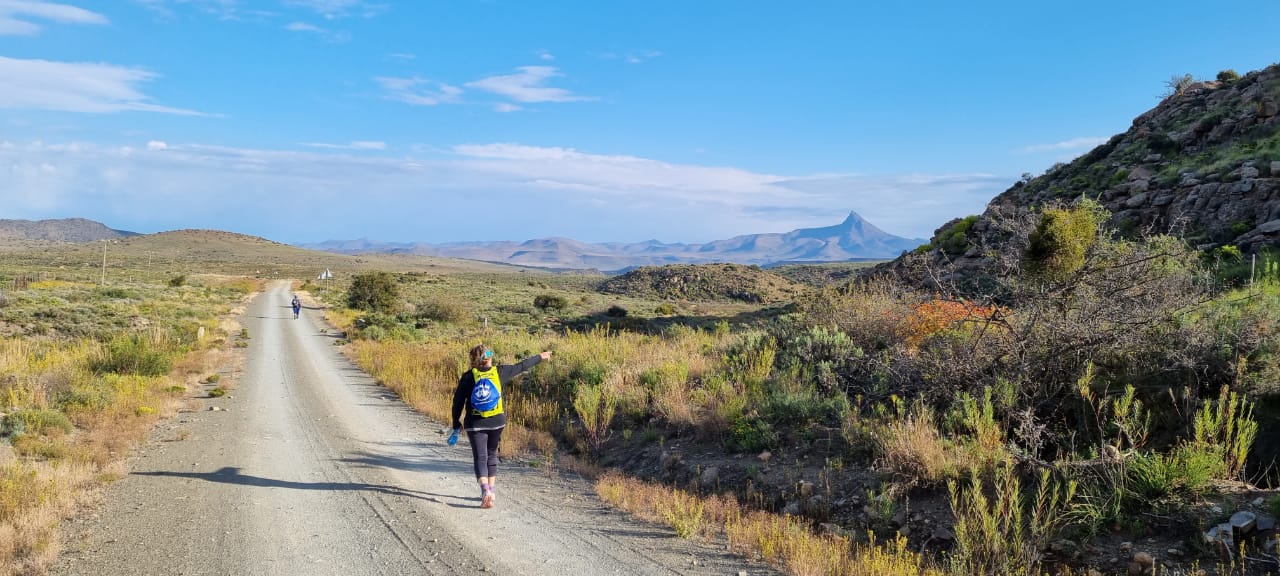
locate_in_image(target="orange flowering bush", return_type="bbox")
[901,298,1001,348]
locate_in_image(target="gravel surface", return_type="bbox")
[52,282,773,576]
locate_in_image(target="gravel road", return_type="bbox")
[53,281,772,576]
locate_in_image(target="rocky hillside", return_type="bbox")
[0,218,137,242]
[916,64,1280,274]
[598,263,805,303]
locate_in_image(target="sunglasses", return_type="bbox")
[483,349,493,359]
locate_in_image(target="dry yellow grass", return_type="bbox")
[0,282,244,575]
[596,472,944,576]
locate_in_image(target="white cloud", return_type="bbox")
[375,76,462,106]
[493,103,522,113]
[1019,136,1108,154]
[0,56,202,115]
[387,52,415,61]
[136,0,260,21]
[284,20,348,42]
[146,140,168,150]
[302,140,386,150]
[596,49,663,64]
[625,50,662,64]
[0,0,107,35]
[465,66,591,104]
[285,20,319,31]
[537,50,554,61]
[284,0,385,19]
[0,139,1010,242]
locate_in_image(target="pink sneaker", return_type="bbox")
[481,490,494,509]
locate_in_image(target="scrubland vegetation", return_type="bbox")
[310,199,1280,575]
[0,273,256,575]
[4,196,1276,575]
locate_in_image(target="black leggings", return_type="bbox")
[467,428,503,479]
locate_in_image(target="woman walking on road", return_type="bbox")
[451,344,552,508]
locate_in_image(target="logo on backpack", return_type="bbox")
[470,368,504,418]
[472,378,500,410]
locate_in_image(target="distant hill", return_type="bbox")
[598,263,804,303]
[303,211,923,271]
[0,218,137,242]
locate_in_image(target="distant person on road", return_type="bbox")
[451,344,552,509]
[291,295,301,319]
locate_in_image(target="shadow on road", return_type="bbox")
[339,447,470,475]
[134,467,438,502]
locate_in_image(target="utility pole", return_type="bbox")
[101,240,108,285]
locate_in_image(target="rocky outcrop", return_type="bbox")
[913,64,1280,277]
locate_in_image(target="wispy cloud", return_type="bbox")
[1018,136,1108,154]
[135,0,262,21]
[284,20,349,42]
[0,139,1009,242]
[536,50,554,61]
[465,66,591,104]
[387,52,415,61]
[596,49,662,64]
[284,0,385,19]
[375,76,462,106]
[0,56,202,115]
[493,103,522,113]
[302,140,386,150]
[0,0,107,35]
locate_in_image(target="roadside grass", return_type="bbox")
[597,472,946,576]
[0,275,255,575]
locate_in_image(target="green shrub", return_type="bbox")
[534,294,569,311]
[573,382,618,453]
[97,287,135,299]
[91,333,175,376]
[1024,200,1108,280]
[55,385,114,412]
[208,387,226,398]
[347,271,400,313]
[937,216,979,256]
[1217,69,1240,83]
[653,303,677,316]
[762,388,849,428]
[168,274,187,287]
[205,373,221,384]
[606,305,628,318]
[1,409,73,437]
[725,415,778,453]
[415,297,471,324]
[1128,445,1225,499]
[776,326,863,393]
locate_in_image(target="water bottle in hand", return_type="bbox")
[447,428,459,446]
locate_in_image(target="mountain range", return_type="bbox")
[301,211,925,271]
[0,218,137,243]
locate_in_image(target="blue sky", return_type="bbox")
[1,1,1278,244]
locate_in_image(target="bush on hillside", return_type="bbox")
[606,305,628,318]
[1,409,73,437]
[90,333,175,376]
[533,294,569,311]
[1217,69,1240,83]
[1023,199,1108,281]
[415,296,471,324]
[347,272,399,313]
[938,216,979,256]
